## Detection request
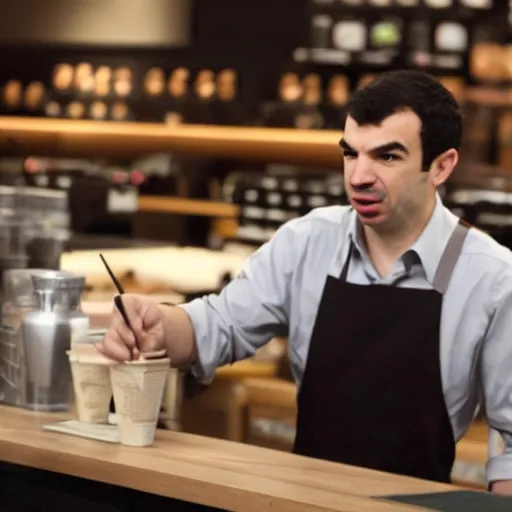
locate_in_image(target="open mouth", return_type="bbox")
[352,196,382,206]
[353,198,381,205]
[351,196,383,217]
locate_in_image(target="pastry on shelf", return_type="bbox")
[213,68,246,126]
[113,67,133,97]
[165,67,189,125]
[24,81,46,113]
[94,66,112,97]
[53,63,74,91]
[67,101,85,119]
[74,62,95,94]
[195,69,216,100]
[296,73,324,130]
[111,101,130,121]
[90,100,108,120]
[260,72,304,128]
[183,69,217,124]
[323,74,349,130]
[470,43,505,82]
[216,69,237,102]
[144,67,165,96]
[2,79,23,109]
[45,100,62,118]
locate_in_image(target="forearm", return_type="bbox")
[158,304,197,367]
[158,223,295,377]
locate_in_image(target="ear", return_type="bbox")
[429,149,458,186]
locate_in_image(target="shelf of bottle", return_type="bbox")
[0,116,343,168]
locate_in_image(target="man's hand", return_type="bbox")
[96,294,165,361]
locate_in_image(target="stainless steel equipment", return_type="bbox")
[0,269,88,411]
[0,184,70,271]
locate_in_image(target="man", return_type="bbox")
[99,70,512,493]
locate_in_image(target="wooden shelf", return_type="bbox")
[137,195,239,238]
[138,195,239,217]
[0,116,343,168]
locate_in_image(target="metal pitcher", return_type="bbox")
[20,270,87,411]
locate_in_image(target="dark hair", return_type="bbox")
[346,70,462,171]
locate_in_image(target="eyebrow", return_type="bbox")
[339,138,409,155]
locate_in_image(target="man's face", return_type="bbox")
[341,110,435,232]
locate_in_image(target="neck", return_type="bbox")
[362,196,436,276]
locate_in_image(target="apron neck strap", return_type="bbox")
[432,219,469,294]
[340,241,354,281]
[340,219,469,292]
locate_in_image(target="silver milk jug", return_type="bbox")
[20,270,86,411]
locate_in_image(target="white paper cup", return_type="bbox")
[110,358,170,447]
[67,350,114,424]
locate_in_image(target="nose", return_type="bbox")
[347,157,377,190]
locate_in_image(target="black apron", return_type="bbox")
[293,219,469,484]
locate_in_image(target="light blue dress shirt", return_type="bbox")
[181,193,512,484]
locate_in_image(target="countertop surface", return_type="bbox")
[0,406,461,511]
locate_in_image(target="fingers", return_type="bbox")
[114,294,147,338]
[95,340,131,362]
[99,294,163,361]
[137,332,161,354]
[132,346,141,360]
[97,307,138,362]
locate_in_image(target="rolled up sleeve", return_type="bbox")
[482,271,512,484]
[179,220,302,381]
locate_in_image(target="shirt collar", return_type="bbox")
[348,193,458,284]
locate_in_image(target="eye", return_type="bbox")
[380,153,400,163]
[343,150,357,159]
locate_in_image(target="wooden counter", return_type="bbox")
[0,116,342,168]
[0,406,460,512]
[138,195,239,218]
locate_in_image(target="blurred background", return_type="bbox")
[0,0,506,492]
[0,0,511,250]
